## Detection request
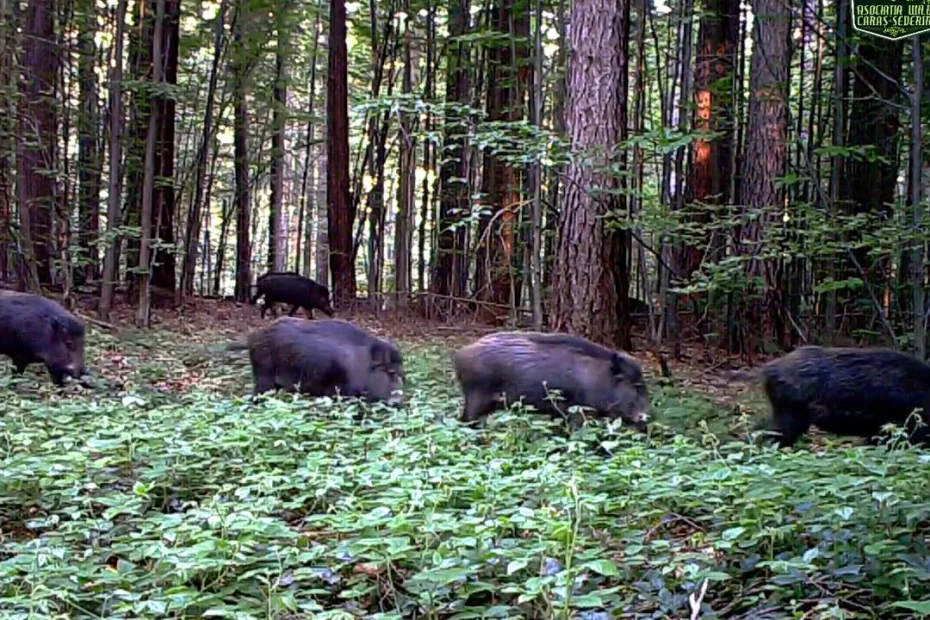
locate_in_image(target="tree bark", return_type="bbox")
[474,0,525,314]
[180,0,226,298]
[432,0,470,300]
[528,0,543,329]
[232,0,252,302]
[841,28,902,317]
[18,0,58,287]
[297,3,322,277]
[687,0,739,275]
[124,0,180,294]
[825,0,847,340]
[138,0,166,326]
[365,0,392,306]
[76,0,101,285]
[394,1,416,307]
[417,0,435,294]
[213,199,231,295]
[844,36,902,224]
[268,2,287,272]
[0,0,13,281]
[99,0,127,319]
[549,0,628,346]
[543,0,566,296]
[327,0,355,304]
[315,134,329,287]
[613,0,631,349]
[738,0,790,351]
[909,36,924,358]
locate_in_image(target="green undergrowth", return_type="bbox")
[1,331,930,618]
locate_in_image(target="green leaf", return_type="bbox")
[892,601,930,615]
[582,559,620,577]
[570,593,607,607]
[506,560,528,576]
[721,527,746,541]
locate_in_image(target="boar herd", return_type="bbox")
[3,279,930,452]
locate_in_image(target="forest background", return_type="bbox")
[1,0,928,359]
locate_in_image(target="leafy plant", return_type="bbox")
[1,328,929,618]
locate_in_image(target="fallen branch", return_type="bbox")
[689,578,709,620]
[75,313,119,332]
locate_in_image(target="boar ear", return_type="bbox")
[50,316,75,345]
[611,352,641,381]
[610,352,629,377]
[368,343,393,367]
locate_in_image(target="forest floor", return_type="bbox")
[1,297,929,618]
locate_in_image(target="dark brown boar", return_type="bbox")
[452,331,650,429]
[0,291,87,385]
[250,272,334,319]
[727,345,930,448]
[238,317,404,404]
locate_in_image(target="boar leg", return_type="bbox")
[766,399,812,448]
[10,356,30,375]
[45,363,70,386]
[253,371,276,395]
[462,390,498,424]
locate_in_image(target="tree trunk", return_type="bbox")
[180,0,226,298]
[315,136,329,288]
[18,0,58,288]
[543,0,566,297]
[417,0,434,294]
[613,0,631,349]
[232,0,252,302]
[840,22,902,326]
[201,207,211,294]
[200,135,221,293]
[669,0,694,351]
[0,0,13,281]
[365,0,396,307]
[268,2,287,272]
[297,3,322,277]
[687,0,739,274]
[474,0,524,315]
[327,0,355,304]
[738,0,790,352]
[549,0,628,346]
[213,199,232,296]
[124,0,180,295]
[153,0,180,291]
[910,37,924,358]
[825,0,847,340]
[394,0,415,307]
[432,0,470,300]
[56,0,73,300]
[528,0,543,329]
[98,0,127,319]
[630,0,650,338]
[76,0,101,285]
[138,0,166,326]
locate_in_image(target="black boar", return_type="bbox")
[250,272,334,319]
[0,291,87,385]
[452,331,650,429]
[237,317,404,404]
[727,346,930,448]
